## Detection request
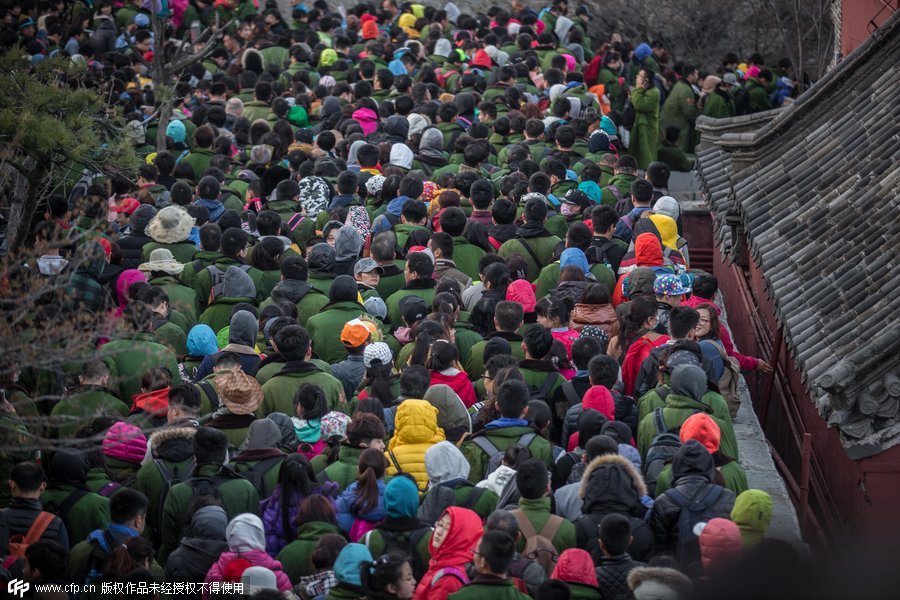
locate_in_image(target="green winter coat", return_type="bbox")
[159,463,260,562]
[142,241,199,264]
[465,335,525,380]
[385,284,437,328]
[306,301,373,363]
[393,224,430,251]
[534,262,616,301]
[600,173,638,208]
[363,526,432,576]
[180,250,224,289]
[41,484,111,544]
[657,143,694,172]
[198,296,254,335]
[598,67,627,111]
[461,426,553,483]
[148,274,200,320]
[242,100,272,124]
[513,497,577,553]
[654,458,748,498]
[317,444,366,492]
[375,261,407,301]
[195,257,267,309]
[745,78,773,113]
[629,85,661,170]
[636,392,738,461]
[277,521,345,582]
[101,333,182,404]
[498,234,562,282]
[659,80,699,153]
[451,237,486,281]
[50,386,129,438]
[702,90,735,119]
[448,576,532,600]
[179,148,215,183]
[259,366,347,417]
[153,319,188,359]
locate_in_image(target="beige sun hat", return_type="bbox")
[146,206,194,244]
[138,248,184,275]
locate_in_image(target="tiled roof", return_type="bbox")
[694,11,900,458]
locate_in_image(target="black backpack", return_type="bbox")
[234,456,284,498]
[666,485,726,564]
[369,527,432,579]
[643,407,695,497]
[529,372,560,404]
[43,488,88,539]
[418,481,487,525]
[734,87,751,116]
[586,239,621,272]
[153,458,195,532]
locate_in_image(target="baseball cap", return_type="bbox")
[364,342,393,368]
[563,188,592,208]
[353,258,384,276]
[654,273,691,296]
[399,295,428,326]
[112,198,141,216]
[340,318,372,348]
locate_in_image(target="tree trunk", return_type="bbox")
[5,169,38,252]
[156,100,172,152]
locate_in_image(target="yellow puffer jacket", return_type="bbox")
[386,400,445,491]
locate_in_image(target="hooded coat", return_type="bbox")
[730,489,772,548]
[698,517,742,576]
[415,128,449,173]
[649,440,735,559]
[63,242,111,313]
[412,507,483,600]
[335,478,386,536]
[198,266,258,333]
[386,400,446,490]
[205,514,292,591]
[552,549,602,599]
[362,476,433,579]
[275,519,344,582]
[165,505,229,590]
[333,225,362,275]
[40,449,111,545]
[575,453,654,562]
[100,331,182,404]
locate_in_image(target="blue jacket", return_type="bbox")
[335,480,386,533]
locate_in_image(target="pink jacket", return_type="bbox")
[205,549,292,592]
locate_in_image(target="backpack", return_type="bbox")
[97,473,136,498]
[564,448,587,485]
[529,372,560,405]
[665,485,725,564]
[586,239,620,271]
[418,482,487,525]
[80,529,117,587]
[198,380,221,412]
[234,456,284,497]
[510,509,563,577]
[708,340,742,418]
[6,512,56,559]
[207,263,252,302]
[734,87,751,116]
[607,185,629,216]
[152,458,195,531]
[560,380,582,407]
[472,431,538,478]
[643,408,685,497]
[430,565,469,589]
[42,488,88,538]
[370,527,431,578]
[621,101,636,129]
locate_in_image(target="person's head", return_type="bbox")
[199,223,222,252]
[438,206,467,236]
[221,227,249,259]
[571,336,603,371]
[645,161,671,189]
[668,305,700,339]
[361,554,416,600]
[399,365,430,399]
[515,458,549,500]
[193,426,229,466]
[274,325,311,361]
[591,204,619,237]
[109,488,149,532]
[522,323,553,360]
[692,303,720,340]
[535,296,571,329]
[494,300,524,333]
[524,195,548,223]
[426,339,459,372]
[400,199,427,226]
[24,541,68,583]
[354,447,388,515]
[615,154,637,175]
[691,273,718,301]
[630,178,654,206]
[404,251,434,282]
[347,413,386,450]
[598,513,632,556]
[293,383,329,421]
[168,383,201,422]
[281,255,309,282]
[535,579,573,600]
[588,354,619,388]
[428,231,454,260]
[497,379,529,418]
[473,530,516,576]
[9,461,45,498]
[79,360,111,387]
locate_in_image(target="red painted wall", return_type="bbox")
[841,0,898,57]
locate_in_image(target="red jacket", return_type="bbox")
[430,370,477,408]
[413,507,483,600]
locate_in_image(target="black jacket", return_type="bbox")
[165,538,228,597]
[594,554,645,600]
[0,497,70,551]
[117,233,154,270]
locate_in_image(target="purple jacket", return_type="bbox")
[260,483,338,555]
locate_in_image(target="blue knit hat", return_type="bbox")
[187,324,218,356]
[333,543,373,586]
[384,475,419,518]
[600,116,618,137]
[560,248,590,275]
[166,119,186,144]
[634,43,653,61]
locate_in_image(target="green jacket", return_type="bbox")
[307,301,373,363]
[101,332,182,403]
[148,275,200,320]
[141,241,199,264]
[654,458,748,498]
[159,463,260,562]
[598,66,627,111]
[385,284,437,327]
[448,576,532,600]
[374,261,407,300]
[260,366,347,417]
[309,272,338,297]
[50,385,129,438]
[498,234,562,282]
[317,444,365,492]
[242,100,272,124]
[198,296,254,335]
[600,173,638,208]
[534,262,616,300]
[364,526,432,576]
[514,497,577,553]
[394,224,430,251]
[41,484,111,544]
[636,392,738,461]
[451,237,485,280]
[657,142,694,172]
[195,256,267,309]
[659,79,699,153]
[152,319,188,359]
[702,90,735,120]
[277,521,344,582]
[179,148,215,183]
[134,427,196,546]
[465,334,525,380]
[745,78,773,113]
[180,250,224,289]
[629,85,661,170]
[461,426,553,483]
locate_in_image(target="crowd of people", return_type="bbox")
[0,0,799,599]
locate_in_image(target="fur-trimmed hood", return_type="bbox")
[579,453,647,515]
[149,425,198,461]
[626,566,692,598]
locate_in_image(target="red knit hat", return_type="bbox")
[507,279,536,313]
[680,412,721,453]
[582,385,616,421]
[471,49,492,69]
[102,421,148,464]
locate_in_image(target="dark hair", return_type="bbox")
[599,513,632,555]
[630,178,654,204]
[584,432,618,459]
[426,339,458,372]
[477,530,516,574]
[695,303,722,340]
[406,252,435,278]
[294,383,329,420]
[25,540,68,579]
[104,536,154,581]
[491,198,517,225]
[275,325,311,361]
[10,462,45,493]
[497,379,529,418]
[397,365,429,399]
[409,319,448,367]
[588,354,619,389]
[495,300,524,332]
[618,295,658,355]
[110,489,150,524]
[470,297,498,337]
[347,413,386,446]
[668,305,700,338]
[281,255,309,281]
[363,359,395,408]
[360,554,410,600]
[192,427,229,466]
[535,296,572,326]
[438,206,467,236]
[311,533,347,569]
[535,579,573,600]
[581,282,610,305]
[430,231,454,259]
[221,227,249,256]
[572,336,603,371]
[645,162,671,188]
[295,494,337,527]
[692,273,718,300]
[526,399,553,433]
[276,454,315,542]
[523,323,553,359]
[515,458,549,500]
[353,447,387,516]
[524,196,548,223]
